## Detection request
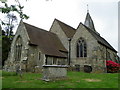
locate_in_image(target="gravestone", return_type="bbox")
[15,64,22,78]
[75,64,80,71]
[84,65,92,73]
[42,65,68,81]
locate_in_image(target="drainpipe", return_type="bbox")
[68,38,71,65]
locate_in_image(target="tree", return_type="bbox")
[2,30,11,66]
[4,13,17,37]
[0,0,29,67]
[0,0,29,20]
[0,0,29,36]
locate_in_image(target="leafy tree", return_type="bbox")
[0,0,29,35]
[2,30,11,66]
[4,13,17,37]
[0,0,29,21]
[0,0,29,67]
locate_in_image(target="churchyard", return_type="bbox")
[1,70,119,88]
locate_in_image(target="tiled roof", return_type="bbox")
[55,19,76,38]
[24,22,67,58]
[55,18,117,52]
[83,24,117,52]
[23,17,117,57]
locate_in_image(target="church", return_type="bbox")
[4,12,119,73]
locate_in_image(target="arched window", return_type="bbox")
[77,37,87,57]
[14,36,22,61]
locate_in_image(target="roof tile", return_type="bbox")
[24,22,68,58]
[55,19,76,38]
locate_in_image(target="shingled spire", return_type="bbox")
[84,9,96,32]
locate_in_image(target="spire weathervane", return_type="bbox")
[87,4,89,13]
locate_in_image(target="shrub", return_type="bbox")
[106,60,120,73]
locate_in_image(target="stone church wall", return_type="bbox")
[50,20,69,50]
[4,21,45,73]
[25,46,45,73]
[4,21,30,72]
[4,20,118,73]
[46,56,67,65]
[70,24,106,72]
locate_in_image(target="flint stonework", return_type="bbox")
[4,12,119,73]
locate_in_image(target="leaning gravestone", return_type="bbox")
[16,64,22,78]
[42,65,68,81]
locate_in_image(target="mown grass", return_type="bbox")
[0,70,2,90]
[2,70,119,88]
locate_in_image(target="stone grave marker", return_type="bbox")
[42,65,68,81]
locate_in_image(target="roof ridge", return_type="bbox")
[23,22,59,37]
[55,18,76,38]
[82,23,100,35]
[82,24,117,52]
[55,18,76,30]
[23,22,49,32]
[23,22,67,57]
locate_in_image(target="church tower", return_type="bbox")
[84,6,100,35]
[84,12,96,31]
[84,5,96,32]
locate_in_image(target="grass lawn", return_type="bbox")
[0,70,2,90]
[2,70,119,88]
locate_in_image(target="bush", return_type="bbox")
[106,60,120,73]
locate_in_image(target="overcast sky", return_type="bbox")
[0,0,119,55]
